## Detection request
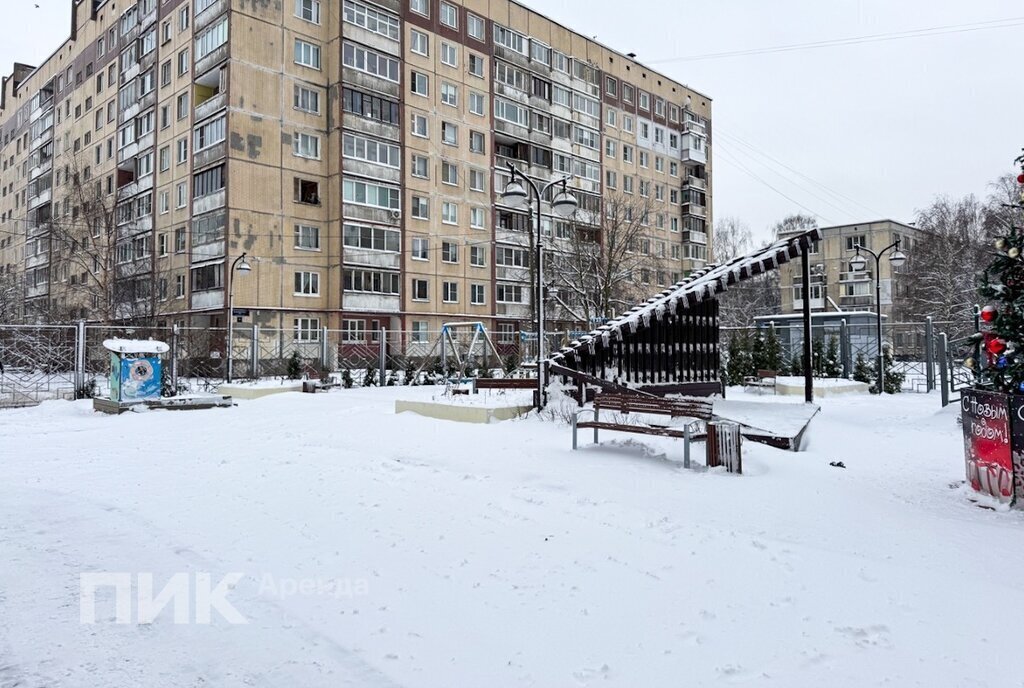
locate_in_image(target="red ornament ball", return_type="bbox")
[988,337,1008,355]
[981,305,998,322]
[1018,173,1024,184]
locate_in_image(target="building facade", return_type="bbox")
[0,0,712,349]
[777,219,922,322]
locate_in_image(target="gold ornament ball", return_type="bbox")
[1011,248,1021,259]
[964,357,975,369]
[996,238,1008,251]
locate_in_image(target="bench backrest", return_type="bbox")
[475,378,536,389]
[757,370,777,379]
[594,393,713,420]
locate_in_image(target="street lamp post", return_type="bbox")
[225,252,252,383]
[850,239,907,394]
[500,164,577,408]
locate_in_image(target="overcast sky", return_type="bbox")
[3,0,1021,244]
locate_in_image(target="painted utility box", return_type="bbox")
[103,339,170,403]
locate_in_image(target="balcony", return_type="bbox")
[682,175,706,191]
[681,146,707,165]
[793,297,825,311]
[195,0,229,30]
[195,91,226,122]
[343,248,400,271]
[191,289,225,310]
[496,266,529,282]
[683,230,707,245]
[28,156,53,181]
[343,293,400,313]
[193,189,226,216]
[28,187,52,210]
[683,119,707,136]
[682,202,706,219]
[839,270,872,282]
[193,240,225,262]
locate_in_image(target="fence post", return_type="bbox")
[938,332,950,407]
[250,323,259,379]
[75,320,86,393]
[840,318,850,378]
[973,304,982,371]
[379,327,386,385]
[925,317,934,392]
[171,323,179,393]
[320,326,329,370]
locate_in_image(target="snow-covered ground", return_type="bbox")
[2,386,1023,687]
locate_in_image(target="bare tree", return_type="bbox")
[547,192,661,326]
[712,215,753,262]
[714,216,782,327]
[773,213,819,238]
[0,270,23,323]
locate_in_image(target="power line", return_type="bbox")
[648,16,1024,63]
[714,145,832,224]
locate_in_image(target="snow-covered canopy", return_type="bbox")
[102,339,170,355]
[549,227,823,364]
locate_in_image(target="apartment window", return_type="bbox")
[344,87,400,124]
[468,54,484,79]
[410,113,428,138]
[494,97,528,127]
[410,29,428,56]
[344,269,400,295]
[294,85,321,114]
[178,49,190,75]
[161,20,172,44]
[440,82,458,107]
[343,43,398,80]
[605,139,617,158]
[669,161,679,176]
[190,263,224,293]
[294,271,320,296]
[295,39,322,69]
[573,125,599,150]
[441,241,459,263]
[177,138,188,164]
[622,145,634,163]
[297,0,322,24]
[294,318,321,342]
[343,224,399,252]
[441,161,458,186]
[496,284,524,303]
[411,321,428,343]
[468,14,484,40]
[343,179,400,209]
[440,2,458,29]
[442,122,458,145]
[293,132,321,159]
[469,91,484,116]
[410,0,428,16]
[159,191,170,214]
[441,42,458,68]
[193,212,226,245]
[411,196,429,219]
[193,116,225,151]
[410,71,429,96]
[605,170,617,189]
[179,5,190,30]
[412,237,429,260]
[655,97,665,117]
[343,133,400,167]
[442,202,458,225]
[493,25,527,54]
[639,91,650,110]
[470,245,486,266]
[412,278,429,301]
[470,207,486,229]
[295,178,320,204]
[469,168,485,192]
[343,0,399,39]
[341,320,366,343]
[639,151,649,168]
[622,114,634,133]
[195,17,227,60]
[160,60,171,87]
[177,93,190,120]
[193,165,224,198]
[411,154,428,178]
[442,281,458,303]
[159,105,169,129]
[295,224,321,250]
[605,75,617,96]
[137,152,155,177]
[847,235,867,250]
[470,130,485,153]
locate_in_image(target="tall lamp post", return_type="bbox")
[850,239,907,394]
[500,164,578,408]
[225,252,252,383]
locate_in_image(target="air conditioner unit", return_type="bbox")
[390,209,401,221]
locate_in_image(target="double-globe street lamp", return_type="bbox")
[850,240,907,394]
[225,252,252,383]
[500,163,578,408]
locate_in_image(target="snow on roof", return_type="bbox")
[102,339,170,355]
[550,228,823,363]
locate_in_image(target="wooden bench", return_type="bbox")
[473,377,537,393]
[743,369,778,394]
[572,393,714,467]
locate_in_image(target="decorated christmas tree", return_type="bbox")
[971,152,1024,393]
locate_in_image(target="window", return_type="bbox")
[297,0,322,24]
[639,91,650,110]
[411,321,428,343]
[159,191,170,214]
[175,274,185,298]
[573,125,599,150]
[191,263,223,292]
[411,196,429,219]
[470,130,485,153]
[441,42,458,68]
[605,139,617,158]
[469,284,485,305]
[295,178,320,204]
[496,246,527,267]
[442,202,458,225]
[178,49,190,75]
[160,61,171,87]
[195,17,227,60]
[442,122,458,145]
[440,2,458,28]
[193,212,225,245]
[410,29,428,56]
[846,235,867,251]
[441,161,458,186]
[293,132,321,159]
[193,116,225,151]
[441,241,460,263]
[605,75,618,96]
[412,237,429,260]
[343,179,400,209]
[295,224,321,250]
[470,245,486,266]
[493,25,526,54]
[177,93,190,120]
[344,43,398,80]
[411,154,429,178]
[496,284,524,303]
[343,224,399,252]
[177,138,189,164]
[176,182,188,207]
[469,168,485,192]
[294,85,321,114]
[412,278,429,301]
[443,281,458,303]
[470,207,485,229]
[410,71,429,96]
[468,14,484,40]
[344,269,399,295]
[295,318,321,342]
[295,39,322,69]
[410,113,428,138]
[179,5,190,30]
[343,133,400,167]
[193,165,224,198]
[343,87,400,124]
[410,0,428,16]
[494,97,528,126]
[342,320,366,342]
[294,271,320,296]
[440,82,458,107]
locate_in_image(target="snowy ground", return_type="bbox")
[2,386,1023,687]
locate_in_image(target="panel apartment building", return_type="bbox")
[0,0,712,347]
